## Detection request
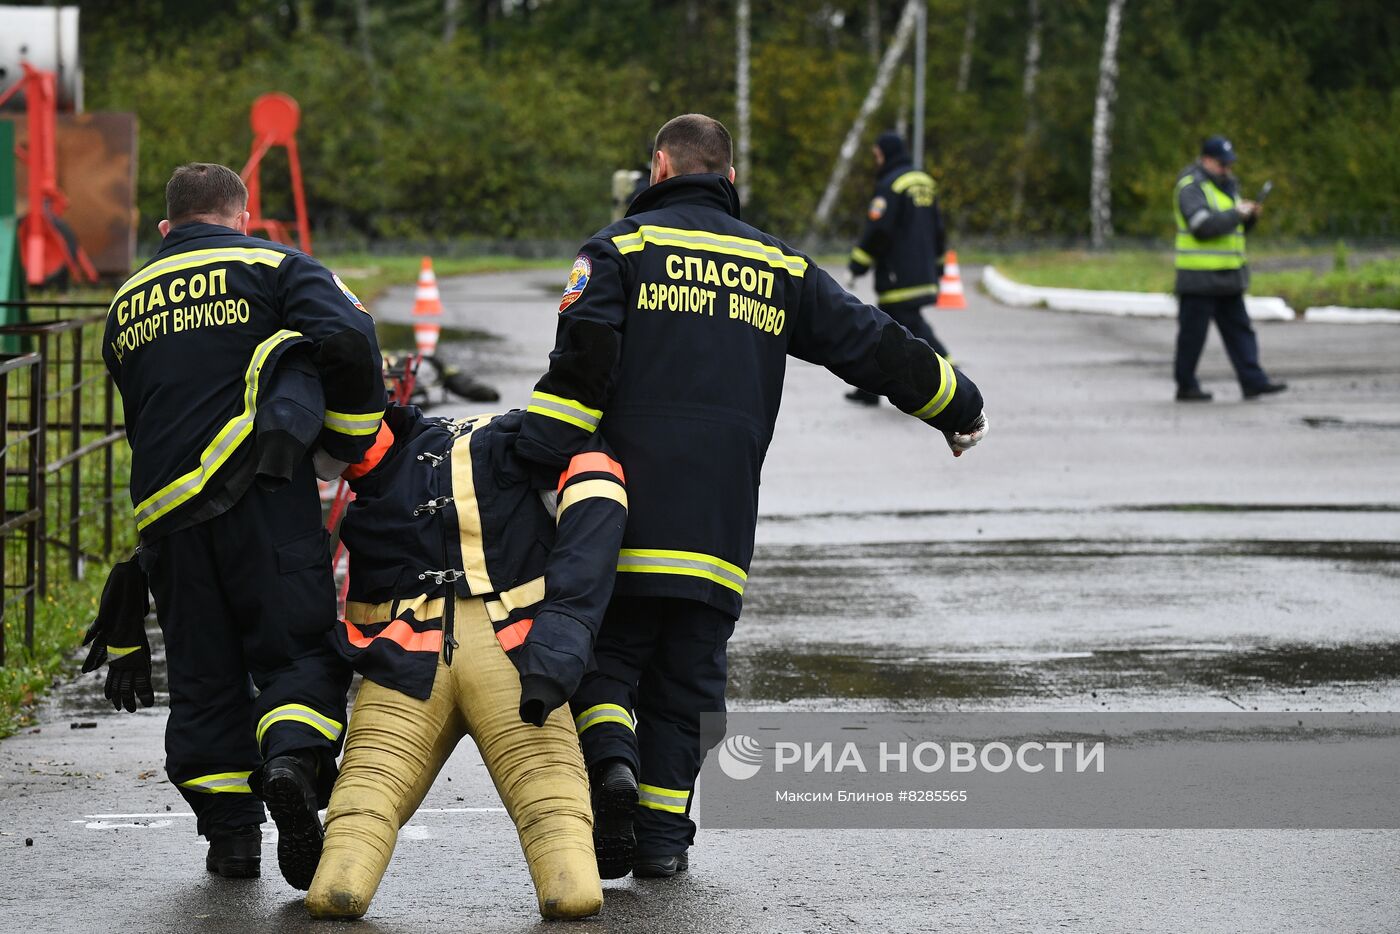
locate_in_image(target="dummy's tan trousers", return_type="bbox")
[305,597,601,920]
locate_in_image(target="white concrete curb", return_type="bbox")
[981,266,1294,321]
[1303,306,1400,325]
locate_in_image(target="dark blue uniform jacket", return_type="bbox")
[103,223,385,540]
[848,157,947,308]
[517,173,982,618]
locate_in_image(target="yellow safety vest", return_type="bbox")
[1174,176,1246,272]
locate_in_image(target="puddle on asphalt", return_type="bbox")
[1300,415,1400,431]
[729,642,1400,704]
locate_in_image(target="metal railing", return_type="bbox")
[0,352,43,666]
[0,300,127,662]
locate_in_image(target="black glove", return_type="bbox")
[518,674,568,728]
[81,555,155,712]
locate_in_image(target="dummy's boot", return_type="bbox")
[591,759,638,879]
[527,841,605,920]
[305,794,402,920]
[262,751,324,890]
[206,825,261,878]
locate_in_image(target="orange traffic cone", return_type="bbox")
[413,256,443,355]
[935,251,967,309]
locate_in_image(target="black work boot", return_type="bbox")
[844,388,880,406]
[206,825,261,878]
[633,850,689,879]
[1175,386,1213,402]
[590,759,639,880]
[1243,381,1288,399]
[260,751,324,891]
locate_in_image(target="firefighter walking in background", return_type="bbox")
[95,163,386,888]
[1173,135,1287,402]
[516,114,988,880]
[846,131,949,405]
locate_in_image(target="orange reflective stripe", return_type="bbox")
[496,618,534,652]
[557,451,625,492]
[344,422,396,481]
[342,617,443,653]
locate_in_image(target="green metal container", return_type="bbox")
[0,119,27,351]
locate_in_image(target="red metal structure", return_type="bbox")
[0,62,98,286]
[240,92,313,255]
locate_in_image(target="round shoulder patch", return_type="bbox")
[868,196,888,221]
[332,272,367,313]
[559,254,592,312]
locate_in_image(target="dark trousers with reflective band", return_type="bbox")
[882,299,949,359]
[1174,292,1269,392]
[144,458,351,838]
[570,595,734,857]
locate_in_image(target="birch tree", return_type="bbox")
[443,0,460,42]
[736,0,752,205]
[1089,0,1126,248]
[956,1,978,94]
[811,0,922,232]
[1011,0,1042,223]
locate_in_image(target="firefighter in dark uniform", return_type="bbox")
[304,405,627,921]
[98,163,386,888]
[845,131,949,405]
[1173,135,1287,401]
[515,114,988,879]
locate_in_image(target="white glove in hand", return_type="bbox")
[944,411,988,458]
[313,447,350,481]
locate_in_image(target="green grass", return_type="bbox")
[322,253,566,305]
[994,249,1400,310]
[1257,259,1400,311]
[995,249,1177,293]
[1,572,109,736]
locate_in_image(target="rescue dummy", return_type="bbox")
[305,405,627,921]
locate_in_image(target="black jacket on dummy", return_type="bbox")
[848,133,947,307]
[103,222,386,540]
[334,405,627,725]
[517,172,982,618]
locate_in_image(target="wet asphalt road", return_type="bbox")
[4,265,1399,932]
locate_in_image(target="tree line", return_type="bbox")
[75,0,1400,247]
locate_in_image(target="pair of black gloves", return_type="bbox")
[80,555,155,712]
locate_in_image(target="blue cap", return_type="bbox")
[1201,135,1237,165]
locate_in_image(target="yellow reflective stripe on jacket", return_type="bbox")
[891,170,937,194]
[106,645,141,659]
[526,391,602,433]
[323,408,385,436]
[1174,176,1246,271]
[611,225,808,277]
[616,548,747,595]
[111,247,288,306]
[557,478,628,519]
[877,283,940,304]
[574,703,635,734]
[178,770,253,794]
[638,783,690,813]
[256,703,343,746]
[913,355,958,420]
[133,329,304,530]
[850,247,873,267]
